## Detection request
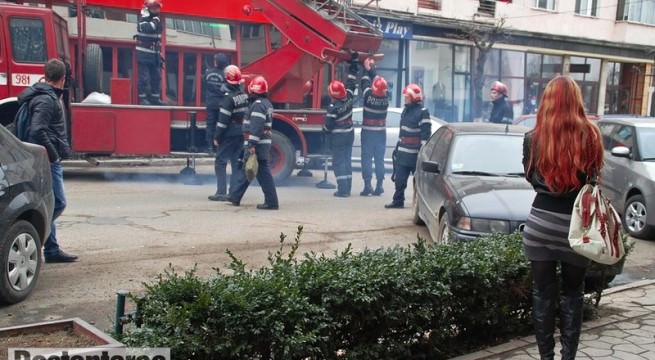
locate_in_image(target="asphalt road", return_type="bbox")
[1,162,653,334]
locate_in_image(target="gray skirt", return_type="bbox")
[522,206,590,268]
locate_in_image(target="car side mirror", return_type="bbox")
[421,160,441,174]
[611,146,631,159]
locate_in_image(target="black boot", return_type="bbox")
[384,201,404,209]
[334,179,350,197]
[533,285,557,360]
[360,180,373,196]
[372,180,384,196]
[208,192,228,201]
[559,291,584,360]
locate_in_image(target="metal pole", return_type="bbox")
[114,289,130,335]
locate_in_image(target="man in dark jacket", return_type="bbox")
[227,75,279,209]
[385,83,432,209]
[204,53,230,152]
[18,58,78,263]
[323,54,357,197]
[135,0,163,105]
[208,65,249,201]
[357,57,389,196]
[489,81,514,124]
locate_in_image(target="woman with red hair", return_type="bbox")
[522,75,604,360]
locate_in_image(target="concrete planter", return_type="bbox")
[0,317,122,348]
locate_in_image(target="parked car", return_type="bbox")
[412,123,533,243]
[0,125,54,304]
[513,114,599,128]
[352,107,444,166]
[597,117,655,239]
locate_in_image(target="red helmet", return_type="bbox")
[371,76,388,97]
[248,75,268,94]
[490,81,508,96]
[402,84,423,102]
[224,65,242,85]
[328,80,346,99]
[144,0,162,8]
[303,80,313,95]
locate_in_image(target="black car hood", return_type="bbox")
[447,175,535,221]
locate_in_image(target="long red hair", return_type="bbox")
[530,75,604,192]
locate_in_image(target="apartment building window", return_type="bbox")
[575,0,597,16]
[532,0,556,11]
[617,0,655,25]
[478,1,495,16]
[418,0,442,11]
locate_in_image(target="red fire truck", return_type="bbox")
[0,0,382,181]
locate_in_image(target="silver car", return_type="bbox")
[598,117,655,239]
[352,107,444,167]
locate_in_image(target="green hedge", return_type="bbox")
[120,226,621,359]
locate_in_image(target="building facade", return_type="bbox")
[352,0,655,121]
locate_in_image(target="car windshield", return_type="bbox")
[638,127,655,160]
[449,134,525,176]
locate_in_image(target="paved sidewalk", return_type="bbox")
[451,279,655,360]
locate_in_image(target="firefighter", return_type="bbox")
[227,76,279,209]
[135,0,163,105]
[323,53,357,197]
[357,57,389,196]
[385,83,432,209]
[204,53,230,152]
[489,80,514,123]
[208,65,249,202]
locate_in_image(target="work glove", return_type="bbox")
[242,143,255,161]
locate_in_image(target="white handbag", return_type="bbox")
[569,184,625,265]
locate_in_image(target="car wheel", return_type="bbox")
[437,213,451,245]
[0,220,42,305]
[623,195,653,239]
[412,186,424,225]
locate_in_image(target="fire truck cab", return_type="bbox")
[0,0,382,182]
[0,3,71,118]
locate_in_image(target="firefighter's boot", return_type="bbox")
[149,94,164,106]
[372,179,384,196]
[334,179,350,197]
[138,94,151,105]
[360,180,373,196]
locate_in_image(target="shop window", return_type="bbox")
[9,17,47,63]
[569,56,600,113]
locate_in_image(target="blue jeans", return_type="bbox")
[44,162,66,257]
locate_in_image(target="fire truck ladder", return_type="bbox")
[251,0,382,63]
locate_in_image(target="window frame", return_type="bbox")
[532,0,556,11]
[575,0,598,17]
